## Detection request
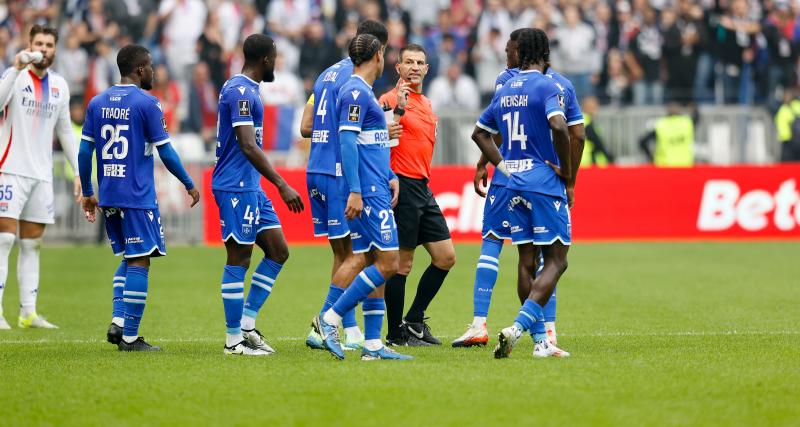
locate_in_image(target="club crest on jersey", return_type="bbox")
[348,105,360,122]
[231,197,240,208]
[351,90,360,100]
[557,94,565,109]
[161,117,167,132]
[553,201,562,211]
[364,206,371,216]
[238,100,250,117]
[50,87,60,98]
[22,85,32,94]
[238,86,246,95]
[147,211,154,222]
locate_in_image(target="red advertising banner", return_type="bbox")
[203,165,800,244]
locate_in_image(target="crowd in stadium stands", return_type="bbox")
[2,0,799,152]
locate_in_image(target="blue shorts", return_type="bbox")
[508,190,572,245]
[481,185,512,240]
[104,207,166,258]
[213,189,281,244]
[348,195,399,253]
[307,173,349,239]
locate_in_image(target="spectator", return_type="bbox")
[506,0,536,30]
[715,0,760,104]
[580,95,615,166]
[629,6,663,105]
[763,0,798,111]
[150,64,182,134]
[267,0,311,42]
[55,33,89,99]
[477,0,511,41]
[552,4,599,99]
[197,11,227,90]
[427,62,480,111]
[216,0,244,52]
[298,21,339,93]
[662,0,707,104]
[774,89,800,162]
[472,28,506,104]
[105,0,158,42]
[183,62,218,147]
[601,48,632,106]
[158,0,207,81]
[639,103,696,167]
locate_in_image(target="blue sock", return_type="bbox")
[543,286,557,322]
[221,265,246,336]
[473,238,503,317]
[342,307,358,329]
[320,284,359,328]
[242,258,282,326]
[513,299,544,335]
[112,260,127,320]
[331,265,385,318]
[362,298,385,340]
[122,266,148,339]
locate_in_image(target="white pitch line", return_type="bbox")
[0,330,798,345]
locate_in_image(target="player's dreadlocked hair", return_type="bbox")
[356,20,388,45]
[509,28,525,42]
[516,28,550,71]
[349,34,381,67]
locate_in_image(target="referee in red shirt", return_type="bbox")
[379,44,455,346]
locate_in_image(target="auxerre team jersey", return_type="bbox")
[212,74,264,192]
[308,57,353,176]
[477,69,566,197]
[489,67,583,187]
[337,75,392,199]
[82,84,171,209]
[0,67,77,182]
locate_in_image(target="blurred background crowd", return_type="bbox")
[1,0,797,162]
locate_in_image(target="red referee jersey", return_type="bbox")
[379,88,438,180]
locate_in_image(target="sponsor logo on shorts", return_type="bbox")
[350,232,362,239]
[509,196,531,211]
[364,206,371,216]
[553,201,562,211]
[510,225,522,233]
[502,221,510,228]
[220,220,226,227]
[147,211,154,222]
[489,195,495,205]
[328,219,340,226]
[231,197,239,208]
[312,217,322,225]
[125,237,144,244]
[534,226,548,234]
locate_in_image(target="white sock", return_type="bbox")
[344,326,362,341]
[241,315,256,331]
[0,232,15,310]
[472,316,487,328]
[112,317,124,327]
[226,332,243,348]
[322,308,342,326]
[122,335,138,344]
[544,321,557,335]
[18,238,41,316]
[364,339,383,351]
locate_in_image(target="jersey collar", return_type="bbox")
[114,84,137,87]
[352,74,372,89]
[235,73,260,86]
[519,69,542,74]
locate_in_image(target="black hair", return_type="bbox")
[399,43,426,62]
[30,24,58,43]
[116,44,151,76]
[509,28,525,42]
[356,20,388,45]
[517,28,550,70]
[243,34,276,63]
[349,34,381,66]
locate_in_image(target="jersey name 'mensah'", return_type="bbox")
[82,84,171,209]
[308,58,354,177]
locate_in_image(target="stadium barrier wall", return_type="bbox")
[201,164,800,244]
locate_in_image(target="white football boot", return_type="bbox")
[533,339,571,358]
[452,323,489,347]
[493,325,522,359]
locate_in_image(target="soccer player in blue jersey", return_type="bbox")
[453,28,585,350]
[301,21,397,352]
[79,44,200,351]
[471,28,573,358]
[212,34,304,356]
[311,34,411,361]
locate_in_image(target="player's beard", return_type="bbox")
[33,52,53,71]
[262,68,275,82]
[141,78,153,91]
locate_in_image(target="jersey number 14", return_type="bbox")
[502,112,528,150]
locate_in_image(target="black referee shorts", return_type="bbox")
[394,175,451,249]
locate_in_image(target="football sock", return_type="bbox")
[18,238,41,317]
[122,266,149,342]
[0,232,15,310]
[320,284,344,316]
[319,284,359,334]
[242,258,282,330]
[384,274,406,339]
[472,316,487,328]
[544,321,557,338]
[543,286,557,322]
[405,264,449,323]
[221,265,246,346]
[513,299,544,334]
[363,297,384,347]
[325,265,385,326]
[342,306,358,330]
[473,238,503,319]
[112,260,127,326]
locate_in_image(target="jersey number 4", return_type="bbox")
[502,112,528,150]
[316,89,328,124]
[100,124,129,160]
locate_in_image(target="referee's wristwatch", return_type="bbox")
[393,106,405,117]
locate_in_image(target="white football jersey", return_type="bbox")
[0,67,78,182]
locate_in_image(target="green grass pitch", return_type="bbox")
[1,242,798,426]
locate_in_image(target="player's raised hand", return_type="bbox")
[345,192,363,220]
[81,195,99,223]
[388,122,403,140]
[187,188,200,207]
[279,184,304,213]
[72,177,82,203]
[545,160,570,182]
[389,178,399,208]
[473,164,488,197]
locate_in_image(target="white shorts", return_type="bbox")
[0,173,54,224]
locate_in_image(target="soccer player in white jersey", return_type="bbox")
[0,25,81,330]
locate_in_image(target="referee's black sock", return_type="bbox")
[405,264,449,323]
[384,274,407,339]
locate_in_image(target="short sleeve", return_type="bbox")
[338,87,367,132]
[476,93,499,134]
[543,83,566,121]
[564,86,584,126]
[378,91,396,110]
[81,101,95,144]
[144,99,170,146]
[226,88,256,128]
[306,94,314,106]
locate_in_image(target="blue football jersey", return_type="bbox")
[477,70,566,197]
[337,75,392,199]
[82,84,170,209]
[546,70,584,126]
[212,74,263,192]
[485,67,521,187]
[308,58,354,176]
[495,67,520,92]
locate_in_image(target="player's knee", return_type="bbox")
[376,253,399,279]
[554,257,568,274]
[269,246,289,265]
[433,250,456,270]
[18,237,42,255]
[397,257,413,275]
